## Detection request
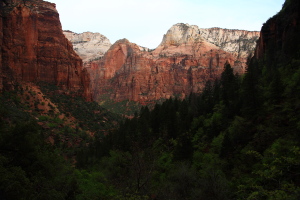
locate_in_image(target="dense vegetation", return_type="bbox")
[38,82,120,134]
[0,86,122,199]
[0,90,77,199]
[77,58,300,199]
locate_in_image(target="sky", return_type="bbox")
[48,0,285,49]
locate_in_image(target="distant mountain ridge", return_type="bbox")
[159,24,259,55]
[199,27,260,59]
[76,23,260,104]
[156,23,259,64]
[67,24,260,64]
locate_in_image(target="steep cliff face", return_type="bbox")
[86,23,259,104]
[254,0,300,63]
[89,38,239,104]
[63,31,111,63]
[0,0,91,100]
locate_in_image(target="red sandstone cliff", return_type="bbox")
[0,0,91,100]
[88,38,240,104]
[87,24,259,104]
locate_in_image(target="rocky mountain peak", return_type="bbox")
[158,23,260,60]
[63,22,260,104]
[159,23,203,46]
[63,31,111,63]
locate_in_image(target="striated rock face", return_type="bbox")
[158,23,260,64]
[0,0,91,100]
[63,31,111,63]
[199,27,260,60]
[85,23,259,104]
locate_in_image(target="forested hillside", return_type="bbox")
[0,83,121,199]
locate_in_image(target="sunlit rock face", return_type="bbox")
[157,23,259,65]
[62,22,259,104]
[63,31,111,63]
[83,23,259,104]
[199,27,260,59]
[0,0,91,100]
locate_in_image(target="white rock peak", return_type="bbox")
[159,23,260,59]
[64,23,260,65]
[63,31,112,63]
[159,23,203,46]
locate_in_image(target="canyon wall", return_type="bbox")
[0,0,91,100]
[84,23,259,104]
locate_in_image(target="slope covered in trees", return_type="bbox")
[78,58,300,199]
[0,84,123,199]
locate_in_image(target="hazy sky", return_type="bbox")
[48,0,285,49]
